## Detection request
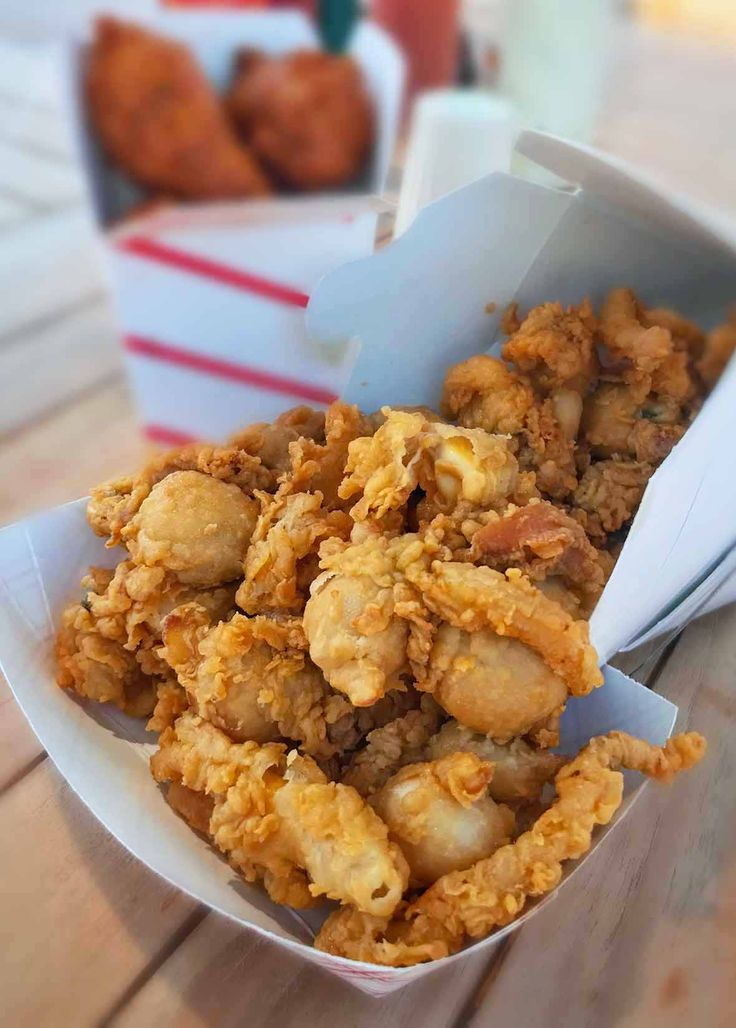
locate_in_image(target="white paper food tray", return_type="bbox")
[0,498,679,995]
[58,8,404,442]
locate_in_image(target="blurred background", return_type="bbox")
[1,0,736,527]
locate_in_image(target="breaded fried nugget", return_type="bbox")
[86,17,271,199]
[599,288,673,396]
[226,49,373,190]
[502,299,598,394]
[574,458,653,533]
[442,355,535,436]
[315,730,706,965]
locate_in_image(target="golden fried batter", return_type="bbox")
[502,300,598,394]
[442,355,535,436]
[573,458,653,534]
[86,18,271,199]
[698,311,736,389]
[315,730,706,964]
[599,287,673,397]
[229,406,326,473]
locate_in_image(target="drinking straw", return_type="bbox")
[317,0,359,52]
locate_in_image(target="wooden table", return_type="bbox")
[1,22,735,1028]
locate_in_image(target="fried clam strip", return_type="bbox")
[237,486,351,615]
[404,560,602,697]
[87,443,273,546]
[303,532,438,706]
[426,721,566,805]
[469,500,609,614]
[161,604,355,758]
[151,713,410,915]
[316,730,706,964]
[342,696,445,796]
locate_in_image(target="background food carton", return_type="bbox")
[60,7,404,440]
[0,132,724,995]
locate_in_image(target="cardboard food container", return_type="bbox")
[0,132,732,995]
[61,7,404,442]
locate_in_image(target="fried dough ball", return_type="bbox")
[86,18,271,199]
[371,753,515,886]
[226,49,373,190]
[125,470,258,587]
[423,624,568,743]
[426,721,565,804]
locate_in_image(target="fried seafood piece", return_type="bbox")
[303,532,435,706]
[229,406,326,473]
[582,383,686,464]
[573,458,653,534]
[425,721,565,804]
[405,560,603,698]
[370,753,515,886]
[151,713,409,915]
[123,470,259,587]
[470,500,610,613]
[599,288,673,396]
[237,487,351,615]
[502,299,598,394]
[162,605,353,757]
[226,49,373,190]
[86,18,271,199]
[315,730,706,964]
[442,355,535,436]
[287,401,375,509]
[342,696,445,796]
[644,306,705,357]
[697,311,736,389]
[88,443,272,546]
[420,625,568,743]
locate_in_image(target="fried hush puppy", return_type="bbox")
[55,286,725,966]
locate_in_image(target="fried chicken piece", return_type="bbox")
[342,697,445,796]
[470,500,609,613]
[442,355,535,436]
[573,458,653,533]
[599,288,673,397]
[86,18,271,199]
[697,311,736,389]
[165,780,214,836]
[287,401,374,509]
[88,443,272,546]
[123,470,258,587]
[147,680,189,734]
[371,753,515,886]
[426,721,565,805]
[421,624,568,743]
[582,383,685,464]
[151,713,409,915]
[229,406,326,473]
[502,300,598,394]
[422,423,521,516]
[237,487,351,615]
[315,730,706,964]
[644,306,705,358]
[226,49,373,190]
[162,604,354,757]
[405,560,602,698]
[520,396,580,500]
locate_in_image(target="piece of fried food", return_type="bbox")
[573,458,653,534]
[442,355,535,436]
[370,753,515,886]
[229,405,326,474]
[123,470,259,587]
[425,721,565,805]
[226,48,373,190]
[315,730,706,964]
[86,17,271,199]
[502,300,598,394]
[698,311,736,389]
[582,382,686,464]
[151,712,409,915]
[599,287,674,398]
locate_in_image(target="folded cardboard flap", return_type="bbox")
[0,498,680,994]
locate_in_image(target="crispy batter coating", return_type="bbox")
[287,401,374,509]
[599,287,673,397]
[426,721,565,804]
[502,300,598,394]
[582,383,685,464]
[698,312,736,389]
[165,780,214,836]
[238,487,352,615]
[162,604,353,757]
[86,18,271,199]
[644,306,705,357]
[124,470,258,587]
[371,753,515,885]
[229,406,326,473]
[442,355,535,436]
[151,713,409,915]
[148,680,189,734]
[315,730,706,964]
[573,458,653,533]
[226,49,373,190]
[88,443,272,546]
[342,697,445,796]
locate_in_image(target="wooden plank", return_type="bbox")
[110,912,493,1028]
[465,607,735,1028]
[0,296,123,436]
[0,760,202,1028]
[0,378,146,527]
